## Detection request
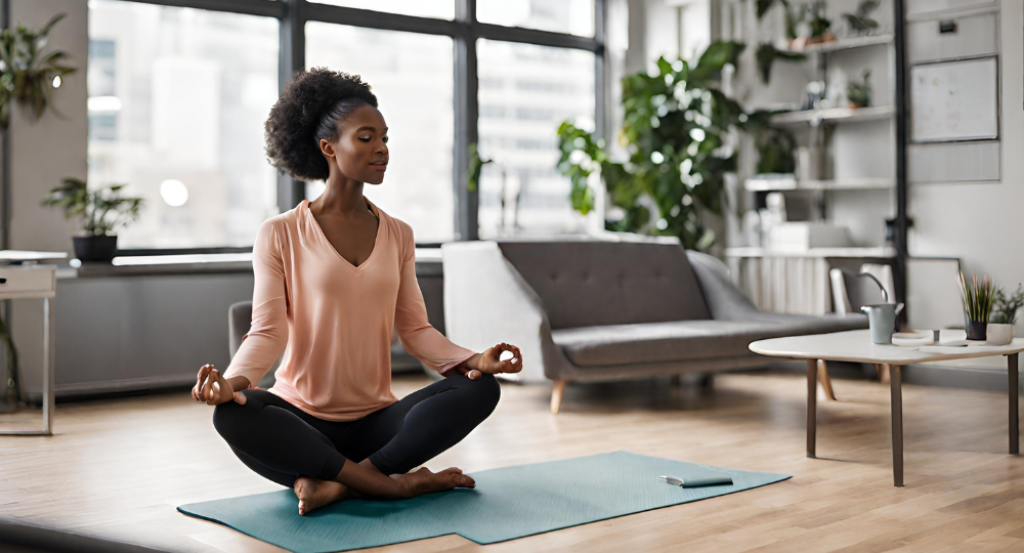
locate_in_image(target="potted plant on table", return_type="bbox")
[40,177,145,263]
[989,283,1023,346]
[959,272,997,341]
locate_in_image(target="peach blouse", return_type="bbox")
[223,197,477,421]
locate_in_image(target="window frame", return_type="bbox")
[88,0,606,254]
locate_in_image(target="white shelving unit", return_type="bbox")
[728,3,900,315]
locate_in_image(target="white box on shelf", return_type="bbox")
[767,223,850,252]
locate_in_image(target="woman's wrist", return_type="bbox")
[463,353,483,371]
[227,375,252,393]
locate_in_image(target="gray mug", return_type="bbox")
[861,302,905,344]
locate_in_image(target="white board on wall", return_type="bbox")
[911,56,999,143]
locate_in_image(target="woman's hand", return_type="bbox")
[192,364,248,406]
[459,342,522,380]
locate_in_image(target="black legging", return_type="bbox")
[212,372,501,488]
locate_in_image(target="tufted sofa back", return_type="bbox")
[496,240,711,330]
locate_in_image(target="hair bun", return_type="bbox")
[264,67,379,182]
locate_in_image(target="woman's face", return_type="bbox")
[321,103,389,185]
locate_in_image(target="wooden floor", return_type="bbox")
[3,370,1024,553]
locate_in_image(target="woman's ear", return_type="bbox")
[319,138,336,159]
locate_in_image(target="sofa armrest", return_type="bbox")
[441,241,572,384]
[685,250,763,320]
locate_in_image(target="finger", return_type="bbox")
[233,391,247,405]
[203,369,216,404]
[469,370,481,380]
[194,365,211,401]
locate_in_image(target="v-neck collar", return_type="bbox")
[302,198,383,271]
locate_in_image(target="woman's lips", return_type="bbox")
[370,161,387,172]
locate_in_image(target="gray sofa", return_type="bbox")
[440,239,868,413]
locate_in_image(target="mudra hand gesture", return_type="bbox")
[459,342,522,380]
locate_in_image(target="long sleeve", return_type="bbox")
[223,219,290,387]
[394,223,476,376]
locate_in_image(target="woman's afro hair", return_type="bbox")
[264,67,378,181]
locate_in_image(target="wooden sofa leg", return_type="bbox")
[875,363,890,384]
[817,359,836,401]
[551,380,566,415]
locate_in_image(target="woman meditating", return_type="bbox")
[192,67,523,516]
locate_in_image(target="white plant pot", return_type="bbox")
[986,323,1015,346]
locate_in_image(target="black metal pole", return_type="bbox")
[893,0,908,307]
[1,0,8,252]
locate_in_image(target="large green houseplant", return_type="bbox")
[556,40,786,251]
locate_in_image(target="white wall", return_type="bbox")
[6,0,87,403]
[908,0,1024,335]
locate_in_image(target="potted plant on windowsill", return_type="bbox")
[989,283,1023,346]
[959,272,996,342]
[41,177,144,263]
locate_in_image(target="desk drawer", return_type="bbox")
[0,267,55,294]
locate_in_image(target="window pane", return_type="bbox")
[305,22,455,243]
[88,1,279,249]
[477,40,595,238]
[307,0,453,20]
[477,0,594,37]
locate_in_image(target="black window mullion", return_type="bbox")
[304,3,464,37]
[108,0,284,18]
[454,0,478,241]
[279,0,306,212]
[594,0,607,144]
[474,23,600,52]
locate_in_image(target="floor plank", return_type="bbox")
[2,370,1023,552]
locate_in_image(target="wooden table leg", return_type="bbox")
[1010,353,1019,455]
[889,364,904,487]
[807,359,817,459]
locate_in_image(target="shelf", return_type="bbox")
[724,246,897,259]
[745,177,894,192]
[776,33,894,55]
[770,105,895,126]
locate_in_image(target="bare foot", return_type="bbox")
[294,476,350,515]
[398,467,476,498]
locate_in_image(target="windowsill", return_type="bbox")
[55,248,444,279]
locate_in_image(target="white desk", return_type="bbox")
[0,256,64,435]
[750,329,1024,487]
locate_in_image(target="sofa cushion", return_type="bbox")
[552,314,867,367]
[497,241,711,330]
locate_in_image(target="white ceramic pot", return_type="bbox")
[986,323,1015,346]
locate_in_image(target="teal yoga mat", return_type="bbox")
[178,451,790,552]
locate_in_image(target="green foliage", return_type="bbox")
[745,110,797,174]
[803,1,832,39]
[842,0,881,36]
[556,41,754,251]
[959,272,997,324]
[755,43,806,85]
[467,142,491,193]
[0,13,77,129]
[41,177,145,237]
[847,69,872,107]
[757,0,800,39]
[992,283,1024,325]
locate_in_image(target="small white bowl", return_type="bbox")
[892,331,934,347]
